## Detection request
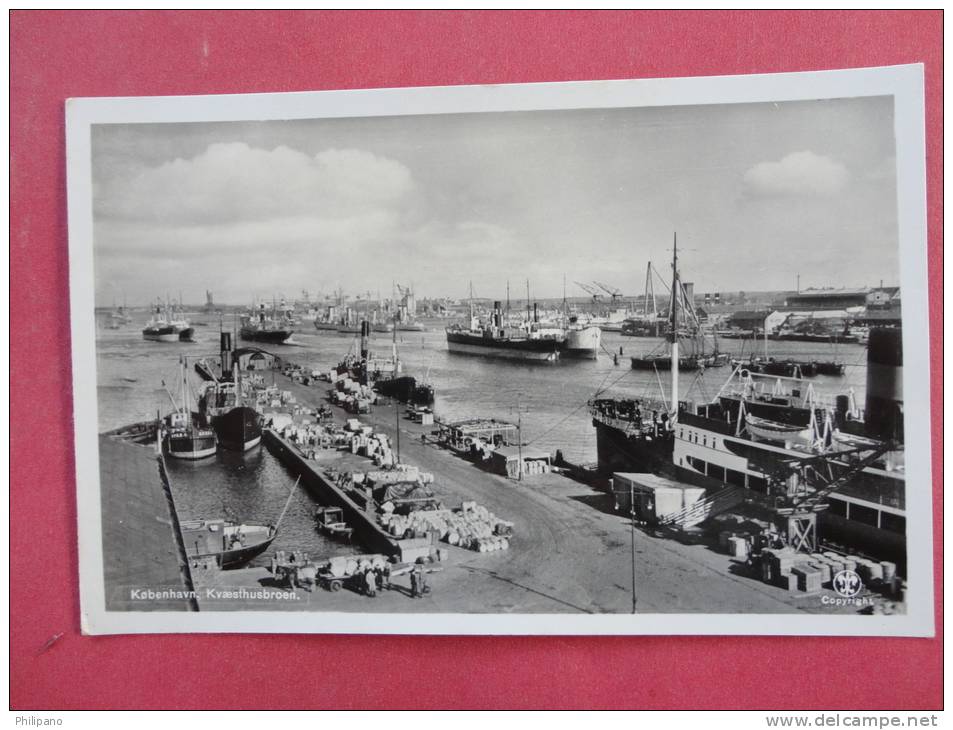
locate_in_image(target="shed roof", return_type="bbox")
[613,472,703,493]
[492,445,551,461]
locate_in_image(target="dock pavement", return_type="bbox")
[191,369,875,615]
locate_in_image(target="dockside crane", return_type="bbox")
[593,281,624,304]
[574,281,602,302]
[765,441,895,553]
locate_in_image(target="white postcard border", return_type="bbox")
[66,65,933,636]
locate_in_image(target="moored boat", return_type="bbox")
[181,519,276,568]
[181,477,299,569]
[315,506,354,541]
[197,332,264,451]
[160,356,216,460]
[446,298,565,362]
[240,303,294,344]
[563,319,602,359]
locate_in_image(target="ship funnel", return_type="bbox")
[220,331,232,374]
[493,300,502,328]
[360,320,370,385]
[533,303,539,323]
[864,327,903,443]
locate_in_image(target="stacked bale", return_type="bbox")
[379,501,514,552]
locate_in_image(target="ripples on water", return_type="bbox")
[97,318,869,557]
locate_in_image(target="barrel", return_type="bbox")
[880,561,897,582]
[864,328,903,442]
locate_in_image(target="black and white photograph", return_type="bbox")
[67,66,932,635]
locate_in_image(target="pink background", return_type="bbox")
[10,10,943,710]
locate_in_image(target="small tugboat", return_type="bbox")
[315,506,354,541]
[368,321,435,404]
[160,356,217,460]
[181,477,299,569]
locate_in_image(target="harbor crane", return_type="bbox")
[765,441,894,553]
[574,281,602,301]
[593,281,624,303]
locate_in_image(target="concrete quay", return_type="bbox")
[200,369,870,615]
[99,435,196,612]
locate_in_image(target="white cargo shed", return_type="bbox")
[611,473,706,523]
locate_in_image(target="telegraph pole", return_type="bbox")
[516,394,523,481]
[395,395,401,463]
[630,480,638,613]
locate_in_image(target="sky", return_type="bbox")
[91,95,899,307]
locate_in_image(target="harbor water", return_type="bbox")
[96,317,869,561]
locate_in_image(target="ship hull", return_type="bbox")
[143,327,178,342]
[447,338,560,361]
[770,333,859,344]
[181,522,276,569]
[593,419,674,477]
[165,431,217,460]
[212,406,264,452]
[374,375,435,404]
[144,324,194,342]
[240,328,294,344]
[217,537,275,568]
[564,326,602,359]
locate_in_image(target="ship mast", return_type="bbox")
[181,355,191,425]
[670,234,679,417]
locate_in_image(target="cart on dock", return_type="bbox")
[269,550,319,591]
[317,554,391,596]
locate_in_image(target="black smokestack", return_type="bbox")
[360,320,370,385]
[493,300,502,329]
[865,328,903,443]
[360,320,370,360]
[219,331,232,376]
[533,303,539,323]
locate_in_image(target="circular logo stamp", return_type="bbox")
[832,569,863,598]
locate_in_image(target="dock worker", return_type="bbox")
[364,569,377,597]
[411,564,428,598]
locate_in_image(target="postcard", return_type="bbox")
[66,65,932,635]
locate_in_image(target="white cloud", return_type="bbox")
[743,151,849,197]
[97,142,414,224]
